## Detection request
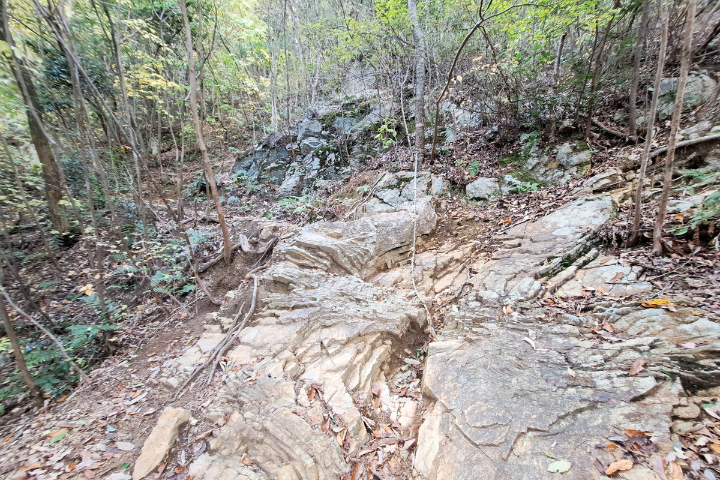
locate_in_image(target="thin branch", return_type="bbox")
[0,286,89,383]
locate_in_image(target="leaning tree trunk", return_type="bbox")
[179,0,232,264]
[653,0,697,255]
[630,0,669,247]
[408,0,426,162]
[629,0,650,139]
[0,0,68,235]
[0,294,42,407]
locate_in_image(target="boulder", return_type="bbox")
[466,177,500,200]
[133,408,191,480]
[574,168,624,194]
[297,119,323,141]
[232,132,292,182]
[299,136,325,155]
[556,142,592,169]
[678,121,712,140]
[658,73,717,119]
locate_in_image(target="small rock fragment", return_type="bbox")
[673,403,701,419]
[132,407,191,480]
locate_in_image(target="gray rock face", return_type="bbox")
[466,177,500,200]
[469,196,615,300]
[521,141,592,186]
[285,208,433,277]
[679,120,712,140]
[416,313,679,479]
[232,132,292,183]
[354,171,439,237]
[556,255,652,297]
[658,73,717,119]
[299,136,325,155]
[297,119,323,141]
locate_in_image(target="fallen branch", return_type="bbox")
[0,287,89,383]
[198,234,252,273]
[591,118,641,142]
[173,272,260,400]
[342,170,388,221]
[649,133,720,159]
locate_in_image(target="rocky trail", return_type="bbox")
[3,162,720,480]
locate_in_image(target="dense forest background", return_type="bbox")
[0,0,717,410]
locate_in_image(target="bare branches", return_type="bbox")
[429,1,556,162]
[0,286,90,384]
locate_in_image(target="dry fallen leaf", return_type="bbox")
[609,272,624,283]
[606,459,633,475]
[710,444,720,454]
[668,461,682,478]
[547,460,572,473]
[242,457,251,466]
[597,286,607,295]
[350,462,363,480]
[503,305,514,315]
[625,429,650,438]
[629,358,646,376]
[321,416,331,433]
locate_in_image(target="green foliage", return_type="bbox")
[509,182,540,194]
[668,173,720,237]
[375,118,398,150]
[467,160,481,177]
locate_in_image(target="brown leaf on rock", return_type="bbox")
[350,462,363,480]
[610,272,624,283]
[321,416,331,433]
[668,461,682,478]
[606,459,633,475]
[629,358,646,376]
[625,429,650,438]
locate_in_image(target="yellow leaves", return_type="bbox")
[641,296,676,311]
[78,284,94,296]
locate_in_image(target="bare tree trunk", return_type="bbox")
[553,33,567,84]
[585,0,619,137]
[653,0,696,255]
[0,293,42,406]
[0,0,69,235]
[408,0,426,162]
[629,0,650,139]
[630,0,669,246]
[180,0,232,264]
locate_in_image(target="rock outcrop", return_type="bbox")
[233,94,399,196]
[185,190,434,478]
